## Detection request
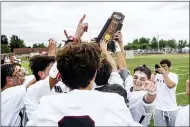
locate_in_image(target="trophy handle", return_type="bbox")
[117,23,123,31]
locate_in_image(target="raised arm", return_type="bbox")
[49,14,88,89]
[48,39,57,57]
[156,66,177,88]
[113,31,127,70]
[100,40,117,72]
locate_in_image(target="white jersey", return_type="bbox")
[108,71,124,87]
[124,75,134,100]
[1,85,26,126]
[128,91,155,126]
[27,89,141,126]
[175,105,189,126]
[22,75,35,86]
[124,75,155,126]
[154,72,179,111]
[52,81,70,93]
[24,76,50,120]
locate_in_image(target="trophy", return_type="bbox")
[96,12,125,52]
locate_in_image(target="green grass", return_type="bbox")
[22,54,189,126]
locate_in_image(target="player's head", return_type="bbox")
[1,64,20,90]
[57,43,101,90]
[29,55,55,81]
[12,63,26,84]
[9,54,15,63]
[160,59,171,71]
[95,59,112,86]
[133,64,151,90]
[186,79,190,96]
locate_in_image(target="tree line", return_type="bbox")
[1,35,189,54]
[124,37,189,51]
[1,35,49,53]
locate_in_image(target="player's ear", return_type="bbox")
[6,76,13,84]
[38,71,44,80]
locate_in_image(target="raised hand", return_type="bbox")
[143,80,157,95]
[74,14,88,40]
[113,31,123,44]
[48,39,57,56]
[100,39,108,54]
[64,30,72,40]
[156,65,166,75]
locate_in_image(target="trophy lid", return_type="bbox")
[110,12,125,23]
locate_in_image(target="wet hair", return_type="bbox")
[134,64,152,79]
[95,59,112,86]
[29,55,55,81]
[1,64,16,89]
[57,43,101,89]
[160,59,171,67]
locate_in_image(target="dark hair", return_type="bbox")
[134,64,152,79]
[1,64,16,89]
[160,59,171,67]
[29,55,55,81]
[56,43,101,90]
[1,59,4,65]
[95,59,112,86]
[95,84,128,106]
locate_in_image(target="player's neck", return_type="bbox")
[78,81,94,90]
[79,85,93,90]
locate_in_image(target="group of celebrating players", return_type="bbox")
[1,14,189,127]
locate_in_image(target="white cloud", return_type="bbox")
[1,2,189,46]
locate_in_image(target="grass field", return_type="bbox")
[21,54,189,126]
[22,54,189,105]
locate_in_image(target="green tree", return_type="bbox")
[1,35,10,53]
[139,37,150,44]
[178,40,187,49]
[9,35,26,52]
[167,39,176,48]
[1,35,9,45]
[133,39,139,44]
[151,37,158,49]
[142,44,151,50]
[32,43,46,48]
[1,44,10,53]
[132,44,140,50]
[159,39,167,49]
